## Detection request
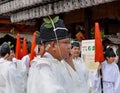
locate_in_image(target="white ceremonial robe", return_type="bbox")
[92,60,120,93]
[60,60,79,93]
[62,57,90,93]
[0,60,27,93]
[27,52,78,93]
[73,57,90,93]
[21,55,30,74]
[0,58,7,63]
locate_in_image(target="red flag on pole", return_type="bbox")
[30,32,36,61]
[15,33,21,59]
[21,38,28,57]
[95,22,104,62]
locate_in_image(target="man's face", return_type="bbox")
[71,46,80,58]
[55,38,71,60]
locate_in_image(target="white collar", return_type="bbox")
[43,52,54,59]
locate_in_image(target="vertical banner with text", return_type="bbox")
[81,39,99,71]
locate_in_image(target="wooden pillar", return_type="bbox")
[84,8,92,39]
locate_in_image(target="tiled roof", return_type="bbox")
[0,0,13,4]
[0,0,117,23]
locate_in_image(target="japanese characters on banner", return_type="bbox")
[81,39,99,71]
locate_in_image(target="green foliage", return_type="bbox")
[43,16,59,29]
[7,41,14,49]
[44,23,53,28]
[90,28,104,38]
[53,16,59,23]
[43,18,51,23]
[101,31,104,38]
[36,31,40,36]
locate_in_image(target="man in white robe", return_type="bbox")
[21,54,30,74]
[27,18,79,93]
[0,42,27,93]
[62,41,90,93]
[21,41,31,75]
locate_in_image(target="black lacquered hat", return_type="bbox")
[39,18,69,43]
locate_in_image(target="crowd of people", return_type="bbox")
[0,16,120,93]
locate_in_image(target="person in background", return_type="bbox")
[92,47,120,93]
[35,34,45,57]
[6,41,16,62]
[30,33,45,67]
[27,17,78,93]
[62,41,90,93]
[0,42,27,93]
[21,41,31,74]
[102,38,120,70]
[8,48,17,62]
[0,42,11,62]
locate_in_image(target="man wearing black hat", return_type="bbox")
[27,17,79,93]
[0,42,27,93]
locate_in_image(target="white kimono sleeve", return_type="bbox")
[6,61,27,93]
[27,63,66,93]
[91,70,101,93]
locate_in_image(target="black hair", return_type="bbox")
[104,47,116,59]
[71,41,80,49]
[0,42,10,57]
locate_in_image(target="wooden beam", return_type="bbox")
[0,27,11,31]
[0,26,35,33]
[64,9,84,24]
[0,18,11,24]
[92,1,120,20]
